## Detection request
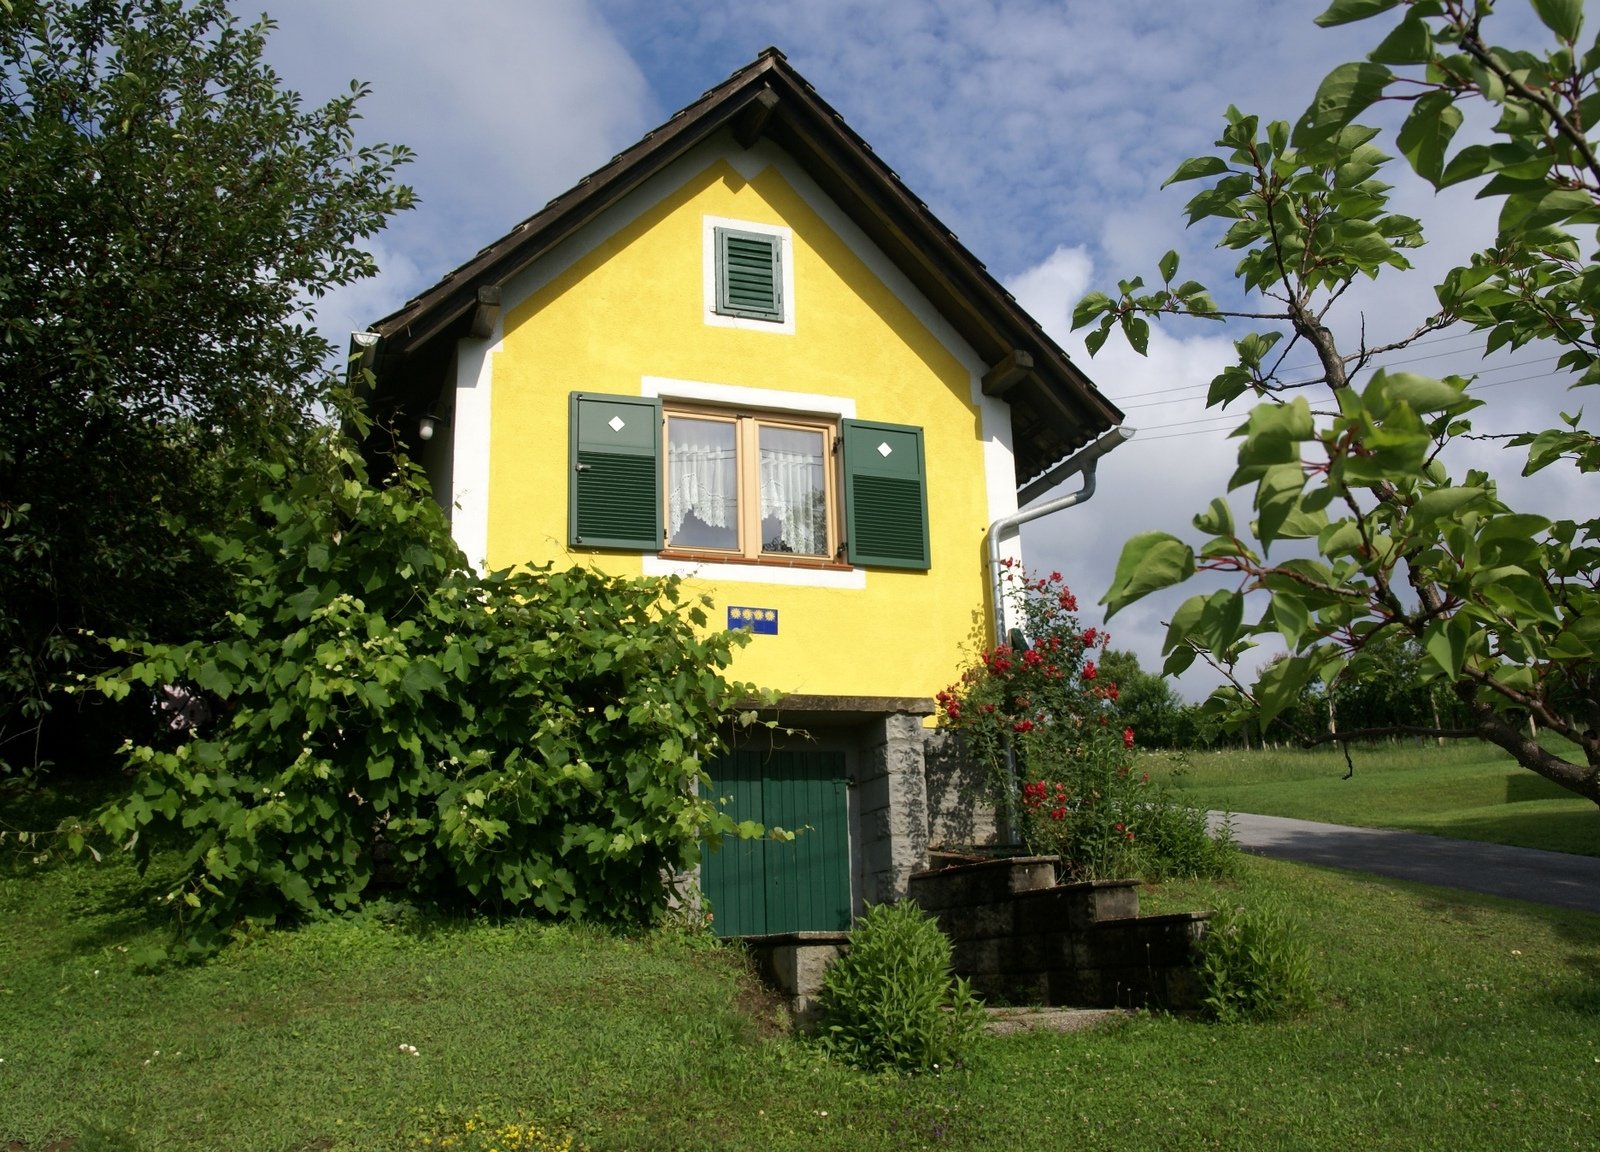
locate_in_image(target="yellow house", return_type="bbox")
[358,48,1124,937]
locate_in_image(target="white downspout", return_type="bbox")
[981,424,1134,844]
[985,425,1135,647]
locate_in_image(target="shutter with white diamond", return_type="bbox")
[569,392,662,549]
[841,419,930,569]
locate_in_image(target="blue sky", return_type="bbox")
[259,0,1583,699]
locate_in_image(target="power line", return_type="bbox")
[1106,332,1552,410]
[1123,369,1577,443]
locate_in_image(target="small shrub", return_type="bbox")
[1198,902,1317,1022]
[1135,792,1238,881]
[818,901,985,1072]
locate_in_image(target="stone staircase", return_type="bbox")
[908,855,1208,1010]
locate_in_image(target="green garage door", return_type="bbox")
[701,750,851,937]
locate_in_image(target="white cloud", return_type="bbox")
[250,0,654,349]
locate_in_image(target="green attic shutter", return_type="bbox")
[569,392,662,549]
[716,227,782,321]
[841,419,930,569]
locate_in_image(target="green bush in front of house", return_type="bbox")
[818,901,986,1073]
[85,431,763,958]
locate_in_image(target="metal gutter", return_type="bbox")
[984,426,1135,648]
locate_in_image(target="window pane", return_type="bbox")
[666,417,739,550]
[759,425,827,556]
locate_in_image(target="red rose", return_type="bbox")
[1123,727,1135,749]
[1083,661,1098,681]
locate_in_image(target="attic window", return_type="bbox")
[704,217,795,334]
[717,228,782,320]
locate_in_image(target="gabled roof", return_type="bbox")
[361,47,1122,490]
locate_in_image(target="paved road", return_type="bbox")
[1212,811,1600,915]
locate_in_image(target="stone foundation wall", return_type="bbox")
[855,713,930,906]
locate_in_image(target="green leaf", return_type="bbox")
[1159,250,1179,283]
[1124,315,1150,356]
[1193,497,1235,537]
[1530,0,1583,42]
[1409,485,1488,524]
[1395,90,1463,185]
[1293,62,1394,148]
[1163,593,1209,656]
[193,660,233,699]
[1422,616,1470,678]
[1254,656,1315,731]
[1270,595,1312,649]
[1071,291,1113,330]
[1102,532,1196,618]
[1368,13,1432,63]
[1499,187,1593,235]
[1254,462,1310,548]
[1314,0,1401,27]
[1162,155,1231,187]
[1383,371,1469,414]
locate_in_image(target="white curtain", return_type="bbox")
[667,418,737,543]
[759,426,826,556]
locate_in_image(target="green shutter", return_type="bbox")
[842,419,930,569]
[568,392,661,550]
[716,227,782,321]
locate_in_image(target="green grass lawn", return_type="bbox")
[4,783,1600,1150]
[1146,739,1600,857]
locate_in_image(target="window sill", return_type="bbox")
[658,549,853,572]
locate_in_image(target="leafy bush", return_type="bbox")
[1135,789,1238,882]
[87,436,762,956]
[940,565,1235,880]
[818,901,985,1072]
[1198,902,1317,1022]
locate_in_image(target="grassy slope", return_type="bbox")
[3,785,1599,1151]
[1146,740,1600,857]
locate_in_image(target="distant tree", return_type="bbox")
[1080,1,1600,804]
[0,0,413,774]
[1099,648,1188,747]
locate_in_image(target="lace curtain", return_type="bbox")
[759,426,826,556]
[666,417,827,556]
[666,418,737,546]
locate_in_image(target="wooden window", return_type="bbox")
[715,227,783,322]
[664,404,837,562]
[568,393,929,572]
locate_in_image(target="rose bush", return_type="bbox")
[940,564,1233,881]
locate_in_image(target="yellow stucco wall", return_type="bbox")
[482,155,995,700]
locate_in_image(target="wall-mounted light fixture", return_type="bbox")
[418,412,441,442]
